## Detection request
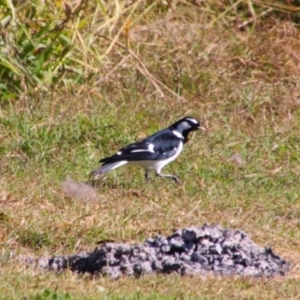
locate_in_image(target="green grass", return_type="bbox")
[1,0,300,299]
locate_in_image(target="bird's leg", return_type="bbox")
[155,171,181,184]
[145,169,150,183]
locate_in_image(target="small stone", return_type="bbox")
[162,256,181,273]
[180,253,191,262]
[191,253,208,265]
[169,235,184,249]
[243,266,260,276]
[38,256,54,269]
[152,259,162,271]
[183,241,194,252]
[145,238,155,245]
[210,226,223,240]
[102,266,121,279]
[48,256,67,271]
[160,244,171,253]
[182,228,198,242]
[215,243,223,255]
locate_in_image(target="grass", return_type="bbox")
[1,0,300,299]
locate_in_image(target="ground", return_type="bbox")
[1,1,300,299]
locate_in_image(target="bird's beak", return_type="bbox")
[198,126,207,131]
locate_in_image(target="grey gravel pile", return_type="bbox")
[33,224,289,278]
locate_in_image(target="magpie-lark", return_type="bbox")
[90,117,205,184]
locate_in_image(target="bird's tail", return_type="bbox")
[90,161,127,178]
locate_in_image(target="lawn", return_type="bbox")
[1,1,300,299]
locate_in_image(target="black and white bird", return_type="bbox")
[90,117,206,184]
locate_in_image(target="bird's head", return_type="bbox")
[170,117,206,142]
[171,116,206,133]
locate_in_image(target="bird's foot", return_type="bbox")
[171,175,181,185]
[155,172,181,185]
[89,169,103,181]
[145,170,151,183]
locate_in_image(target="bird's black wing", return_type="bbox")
[100,140,155,164]
[145,130,183,159]
[100,129,182,164]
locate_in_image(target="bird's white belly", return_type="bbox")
[127,141,183,172]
